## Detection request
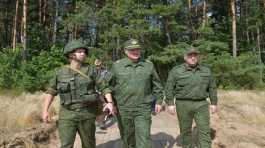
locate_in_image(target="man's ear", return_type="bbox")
[124,50,129,56]
[68,53,75,59]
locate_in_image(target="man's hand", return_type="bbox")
[155,104,162,113]
[210,105,218,114]
[42,110,51,123]
[103,102,115,115]
[42,94,54,123]
[167,105,176,115]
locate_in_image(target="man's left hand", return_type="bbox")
[210,105,218,114]
[103,103,115,115]
[155,104,162,113]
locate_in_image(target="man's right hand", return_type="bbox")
[42,94,54,123]
[103,102,115,115]
[167,105,176,115]
[42,110,51,123]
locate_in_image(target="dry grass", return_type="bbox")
[218,90,265,125]
[0,92,59,134]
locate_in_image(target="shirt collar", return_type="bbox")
[184,63,201,71]
[124,57,144,67]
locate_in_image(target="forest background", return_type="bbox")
[0,0,265,92]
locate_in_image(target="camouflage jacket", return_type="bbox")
[46,64,110,120]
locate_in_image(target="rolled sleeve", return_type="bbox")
[45,74,58,96]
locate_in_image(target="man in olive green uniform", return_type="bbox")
[42,40,114,148]
[102,39,164,148]
[165,47,218,148]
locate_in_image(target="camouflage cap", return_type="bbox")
[184,47,200,56]
[123,39,141,50]
[63,40,89,57]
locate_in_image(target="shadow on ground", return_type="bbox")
[96,127,217,148]
[96,132,181,148]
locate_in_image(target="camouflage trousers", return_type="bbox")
[117,110,152,148]
[58,118,96,148]
[175,100,211,148]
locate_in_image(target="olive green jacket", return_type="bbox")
[46,64,110,120]
[165,64,217,106]
[103,58,164,111]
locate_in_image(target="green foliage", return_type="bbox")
[202,52,263,89]
[150,42,190,64]
[0,48,22,88]
[0,47,65,92]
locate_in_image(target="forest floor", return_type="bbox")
[1,90,265,148]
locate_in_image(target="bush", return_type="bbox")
[0,46,65,92]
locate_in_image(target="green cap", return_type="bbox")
[184,47,200,56]
[123,39,141,50]
[63,40,89,56]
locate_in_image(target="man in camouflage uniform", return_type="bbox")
[102,39,164,148]
[94,58,114,130]
[42,40,114,148]
[165,47,218,148]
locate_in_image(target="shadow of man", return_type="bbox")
[96,132,179,148]
[96,138,121,148]
[188,127,217,147]
[151,132,180,148]
[97,129,216,148]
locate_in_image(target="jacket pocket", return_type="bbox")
[176,74,191,87]
[200,73,210,84]
[78,78,92,95]
[58,81,72,106]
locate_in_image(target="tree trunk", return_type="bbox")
[245,0,250,44]
[251,31,255,41]
[12,0,19,50]
[202,0,207,28]
[164,17,172,45]
[43,0,47,24]
[246,29,250,44]
[21,0,28,61]
[256,24,263,84]
[257,24,261,56]
[264,0,265,8]
[188,0,191,10]
[39,0,42,24]
[52,0,58,44]
[231,0,237,57]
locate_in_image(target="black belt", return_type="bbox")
[175,98,206,101]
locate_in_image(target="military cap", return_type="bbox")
[63,40,89,56]
[184,47,200,56]
[123,39,141,50]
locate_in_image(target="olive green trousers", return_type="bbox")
[117,111,152,148]
[176,100,211,148]
[58,118,96,148]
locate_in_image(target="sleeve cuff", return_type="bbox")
[166,100,175,106]
[156,99,163,105]
[45,88,57,96]
[210,98,218,105]
[102,88,112,95]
